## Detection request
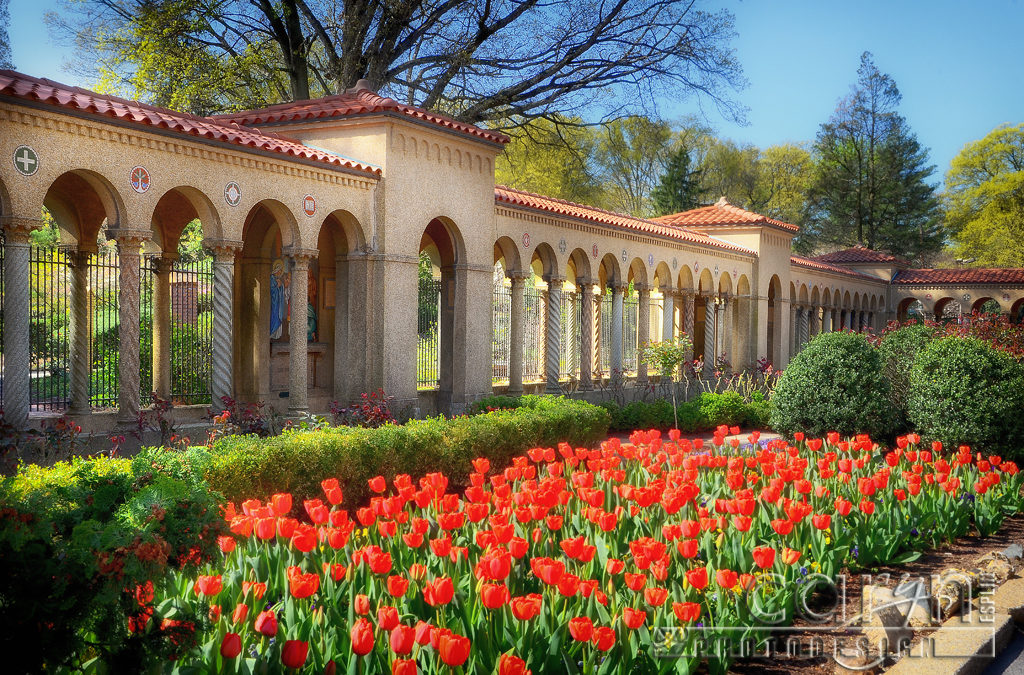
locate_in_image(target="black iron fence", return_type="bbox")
[492,277,511,383]
[29,246,72,411]
[88,247,121,409]
[168,256,214,404]
[417,276,441,389]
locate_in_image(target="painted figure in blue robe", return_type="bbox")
[270,259,288,339]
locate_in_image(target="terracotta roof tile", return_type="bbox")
[791,255,880,281]
[652,197,799,233]
[0,70,381,176]
[814,246,910,266]
[893,268,1024,285]
[495,186,755,256]
[212,86,509,145]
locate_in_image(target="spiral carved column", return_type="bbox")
[0,219,37,428]
[578,281,596,391]
[208,241,241,413]
[286,248,318,415]
[636,285,651,385]
[113,229,150,425]
[68,249,93,415]
[544,277,563,394]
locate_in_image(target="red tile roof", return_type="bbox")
[212,85,509,146]
[791,255,880,281]
[652,197,800,233]
[0,70,381,176]
[814,246,910,266]
[495,186,756,255]
[893,268,1024,285]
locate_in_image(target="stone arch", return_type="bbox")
[529,242,559,280]
[653,261,673,291]
[0,175,12,220]
[718,272,733,296]
[566,247,592,283]
[896,297,923,322]
[677,265,694,292]
[42,169,127,249]
[316,210,365,402]
[797,283,809,305]
[627,257,648,287]
[494,235,523,277]
[934,297,961,320]
[419,217,467,414]
[598,253,622,290]
[150,185,223,254]
[971,296,998,314]
[1012,298,1024,324]
[767,275,782,367]
[697,268,715,294]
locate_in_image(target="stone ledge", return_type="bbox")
[883,613,1014,675]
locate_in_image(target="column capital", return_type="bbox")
[285,246,319,267]
[204,238,243,261]
[507,270,530,282]
[65,247,93,267]
[0,216,43,242]
[575,276,598,288]
[152,255,177,273]
[544,274,566,285]
[611,283,628,294]
[108,227,152,246]
[635,283,652,296]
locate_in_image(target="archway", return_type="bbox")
[236,199,298,408]
[316,210,364,403]
[597,253,622,378]
[1013,299,1024,324]
[418,217,463,413]
[491,237,522,387]
[767,275,781,367]
[934,297,962,322]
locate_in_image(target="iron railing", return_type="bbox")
[492,278,511,383]
[417,276,441,389]
[559,291,580,379]
[623,294,638,374]
[88,247,120,409]
[523,284,544,382]
[29,246,71,411]
[168,256,214,404]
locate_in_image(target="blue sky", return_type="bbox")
[7,0,1024,183]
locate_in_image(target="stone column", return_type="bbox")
[610,285,624,382]
[333,254,349,403]
[808,306,819,337]
[151,255,175,401]
[790,305,801,356]
[286,248,317,414]
[544,276,564,394]
[799,306,810,347]
[703,296,715,375]
[682,293,695,362]
[578,280,595,391]
[636,285,651,385]
[1,219,36,428]
[111,229,150,425]
[207,241,241,412]
[507,273,526,395]
[718,295,731,363]
[662,291,675,342]
[67,248,93,416]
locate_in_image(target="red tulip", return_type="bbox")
[676,539,698,558]
[254,610,277,637]
[231,603,248,625]
[350,618,375,655]
[387,575,409,597]
[606,558,625,575]
[481,583,511,609]
[368,476,387,493]
[511,594,543,621]
[686,567,708,591]
[622,607,646,629]
[217,536,236,553]
[220,633,242,659]
[194,575,223,597]
[811,514,831,530]
[568,616,594,642]
[287,566,320,599]
[270,493,292,516]
[377,606,400,631]
[390,624,415,655]
[752,546,775,569]
[354,594,370,615]
[592,625,616,651]
[624,572,647,591]
[392,659,417,675]
[437,631,471,667]
[424,577,455,606]
[499,653,530,675]
[715,569,738,589]
[644,587,668,607]
[282,640,309,669]
[770,519,793,536]
[673,601,700,622]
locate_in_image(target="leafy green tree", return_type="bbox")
[944,123,1024,267]
[495,118,605,207]
[641,336,692,429]
[801,52,943,262]
[593,116,674,215]
[51,0,744,126]
[651,145,704,215]
[0,0,12,70]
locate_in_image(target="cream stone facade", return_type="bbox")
[1,70,1023,433]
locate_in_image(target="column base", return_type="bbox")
[507,386,525,397]
[544,382,561,395]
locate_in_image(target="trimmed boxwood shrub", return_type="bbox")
[877,324,936,432]
[0,450,225,672]
[770,331,892,439]
[465,395,524,415]
[601,392,771,432]
[193,396,610,505]
[906,336,1024,453]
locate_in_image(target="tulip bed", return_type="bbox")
[144,429,1024,674]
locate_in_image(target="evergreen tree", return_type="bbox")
[801,52,943,262]
[651,146,704,215]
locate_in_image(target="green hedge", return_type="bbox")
[907,336,1024,454]
[877,324,936,433]
[0,450,225,672]
[770,332,893,439]
[192,395,610,505]
[600,392,771,433]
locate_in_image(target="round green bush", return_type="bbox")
[769,331,893,438]
[906,336,1024,453]
[877,324,936,431]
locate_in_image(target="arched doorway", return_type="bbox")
[417,218,463,414]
